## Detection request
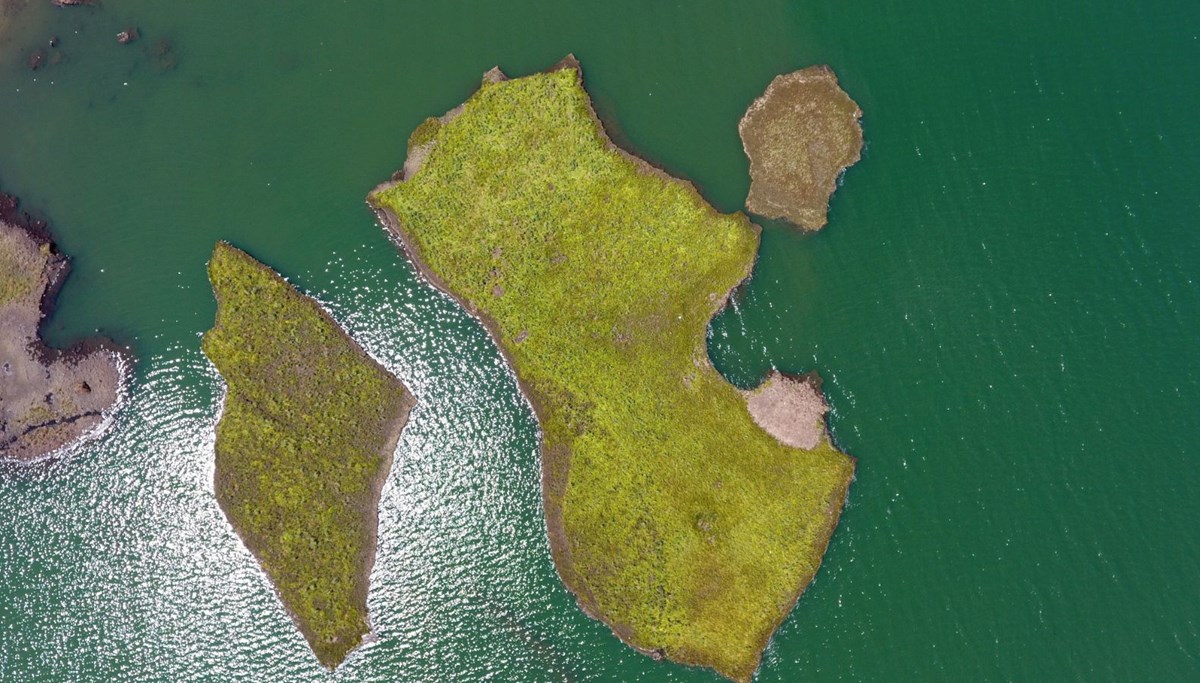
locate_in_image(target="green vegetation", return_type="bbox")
[407,116,442,149]
[202,243,414,668]
[372,59,855,682]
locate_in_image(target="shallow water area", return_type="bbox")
[1,1,1198,681]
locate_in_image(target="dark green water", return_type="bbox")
[2,1,1198,680]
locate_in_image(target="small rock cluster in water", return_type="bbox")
[24,1,177,73]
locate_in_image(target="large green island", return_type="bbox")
[202,243,415,668]
[371,57,855,681]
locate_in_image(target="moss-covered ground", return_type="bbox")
[0,225,41,308]
[372,60,855,681]
[738,66,863,231]
[202,243,414,668]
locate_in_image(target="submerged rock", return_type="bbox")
[739,66,864,230]
[149,38,177,71]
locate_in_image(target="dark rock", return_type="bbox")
[117,26,139,45]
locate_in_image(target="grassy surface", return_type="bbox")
[372,61,855,681]
[202,243,414,668]
[0,247,32,307]
[0,225,42,308]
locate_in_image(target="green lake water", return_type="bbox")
[1,1,1197,680]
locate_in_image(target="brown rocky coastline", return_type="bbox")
[0,192,127,462]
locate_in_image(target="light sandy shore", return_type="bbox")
[743,370,831,450]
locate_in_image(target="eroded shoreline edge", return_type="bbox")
[367,55,855,682]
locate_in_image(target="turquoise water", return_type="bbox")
[1,1,1198,680]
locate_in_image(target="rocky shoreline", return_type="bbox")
[0,192,128,463]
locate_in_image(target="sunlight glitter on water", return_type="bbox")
[0,240,612,681]
[4,1,1198,677]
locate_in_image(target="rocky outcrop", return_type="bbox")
[0,193,125,462]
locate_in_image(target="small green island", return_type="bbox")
[739,65,864,230]
[371,57,855,681]
[202,242,415,668]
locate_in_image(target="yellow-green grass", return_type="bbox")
[371,59,855,681]
[202,243,414,668]
[0,226,42,307]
